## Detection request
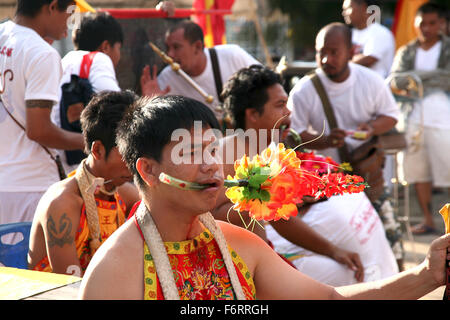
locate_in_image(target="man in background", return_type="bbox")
[342,0,395,78]
[390,2,450,235]
[0,0,84,239]
[143,20,260,122]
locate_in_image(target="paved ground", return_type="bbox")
[395,184,448,300]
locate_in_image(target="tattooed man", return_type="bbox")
[28,91,140,276]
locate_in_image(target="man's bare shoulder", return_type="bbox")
[216,220,271,274]
[117,182,140,213]
[79,218,144,299]
[35,177,84,221]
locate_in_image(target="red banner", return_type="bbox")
[392,0,429,49]
[99,8,232,19]
[192,0,235,48]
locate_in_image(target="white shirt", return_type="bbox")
[265,193,399,283]
[415,41,441,71]
[288,63,400,162]
[0,21,62,192]
[352,22,396,78]
[158,44,260,117]
[408,41,450,129]
[51,50,120,127]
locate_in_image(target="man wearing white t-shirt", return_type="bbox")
[54,11,158,172]
[215,65,366,283]
[390,3,450,235]
[52,12,123,172]
[266,192,399,286]
[0,0,84,235]
[342,0,396,198]
[148,21,260,120]
[288,23,404,270]
[342,0,395,79]
[288,23,399,163]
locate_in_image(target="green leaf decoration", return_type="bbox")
[248,166,270,189]
[260,189,271,202]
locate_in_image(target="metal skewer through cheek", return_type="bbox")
[159,172,248,191]
[149,42,214,104]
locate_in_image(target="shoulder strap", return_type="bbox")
[0,97,67,179]
[308,72,339,129]
[79,51,98,79]
[1,96,55,159]
[308,71,351,162]
[208,47,224,103]
[0,69,66,179]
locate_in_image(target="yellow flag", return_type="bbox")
[439,204,450,234]
[392,0,428,49]
[75,0,96,13]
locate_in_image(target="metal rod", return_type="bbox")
[149,42,214,104]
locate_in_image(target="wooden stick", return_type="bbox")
[251,0,273,69]
[149,42,214,104]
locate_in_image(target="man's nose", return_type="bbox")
[201,151,220,173]
[421,24,430,33]
[283,106,291,117]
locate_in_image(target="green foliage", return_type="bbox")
[240,165,271,202]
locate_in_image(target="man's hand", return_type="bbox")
[140,65,170,97]
[354,123,374,140]
[156,1,175,17]
[331,247,364,282]
[426,233,450,287]
[325,128,347,148]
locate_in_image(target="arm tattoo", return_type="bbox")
[47,213,74,248]
[25,100,53,109]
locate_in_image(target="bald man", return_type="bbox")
[287,22,405,270]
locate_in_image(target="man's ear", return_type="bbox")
[91,140,106,161]
[98,40,111,54]
[245,108,260,125]
[47,0,59,14]
[349,44,356,60]
[193,39,204,54]
[136,157,159,187]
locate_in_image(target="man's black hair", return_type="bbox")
[116,95,220,189]
[16,0,74,18]
[416,2,445,18]
[80,90,138,158]
[221,64,282,130]
[73,12,124,51]
[167,20,205,47]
